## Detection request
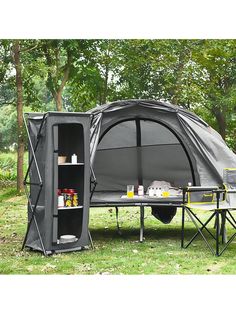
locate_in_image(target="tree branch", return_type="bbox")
[21,43,38,53]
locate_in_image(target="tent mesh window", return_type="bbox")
[94,119,193,194]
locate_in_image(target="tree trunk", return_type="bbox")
[213,107,226,140]
[54,91,63,111]
[102,63,109,104]
[12,40,24,193]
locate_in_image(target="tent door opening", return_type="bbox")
[93,118,195,195]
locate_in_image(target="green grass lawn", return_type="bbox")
[1,187,236,274]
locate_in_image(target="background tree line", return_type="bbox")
[0,39,236,192]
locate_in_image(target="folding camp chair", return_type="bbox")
[181,175,236,256]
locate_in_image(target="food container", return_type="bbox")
[58,156,67,164]
[148,187,155,197]
[59,235,77,244]
[162,191,170,197]
[138,185,144,196]
[71,154,78,164]
[58,195,64,208]
[65,191,73,207]
[72,193,79,207]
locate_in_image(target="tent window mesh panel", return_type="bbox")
[98,120,136,150]
[94,119,193,192]
[140,120,179,146]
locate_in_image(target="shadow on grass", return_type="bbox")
[90,226,197,242]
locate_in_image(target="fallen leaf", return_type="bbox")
[132,249,138,254]
[175,264,180,270]
[41,263,57,272]
[27,266,33,272]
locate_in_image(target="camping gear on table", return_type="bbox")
[147,181,181,197]
[138,185,144,196]
[127,185,134,198]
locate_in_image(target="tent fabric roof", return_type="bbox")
[88,99,236,187]
[88,99,209,127]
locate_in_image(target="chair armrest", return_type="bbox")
[226,189,236,194]
[181,186,219,192]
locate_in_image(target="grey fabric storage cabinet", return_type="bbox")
[23,112,91,255]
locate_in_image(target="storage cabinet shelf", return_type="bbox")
[58,163,84,166]
[58,206,83,210]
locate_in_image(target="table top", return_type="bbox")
[90,191,182,207]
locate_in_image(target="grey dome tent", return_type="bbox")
[22,99,236,254]
[89,100,236,222]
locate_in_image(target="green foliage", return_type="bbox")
[0,152,17,186]
[0,105,17,150]
[0,152,28,186]
[0,39,236,150]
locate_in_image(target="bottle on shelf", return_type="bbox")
[71,153,78,164]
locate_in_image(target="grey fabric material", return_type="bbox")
[25,112,91,253]
[98,120,136,149]
[89,100,236,192]
[151,206,177,224]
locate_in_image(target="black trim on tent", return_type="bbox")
[136,119,143,186]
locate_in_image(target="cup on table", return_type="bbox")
[127,185,134,198]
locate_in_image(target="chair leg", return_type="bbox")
[220,211,227,244]
[185,208,215,255]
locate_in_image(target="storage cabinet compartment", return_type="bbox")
[58,166,84,206]
[56,123,85,245]
[58,209,83,240]
[58,124,84,163]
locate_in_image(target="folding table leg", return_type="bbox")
[140,206,144,242]
[115,207,122,235]
[181,206,185,248]
[216,211,220,256]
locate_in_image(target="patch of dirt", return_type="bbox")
[0,237,6,243]
[206,261,226,273]
[5,196,25,204]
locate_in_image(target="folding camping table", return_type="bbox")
[91,191,182,242]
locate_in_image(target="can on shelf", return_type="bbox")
[65,192,73,207]
[72,193,79,207]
